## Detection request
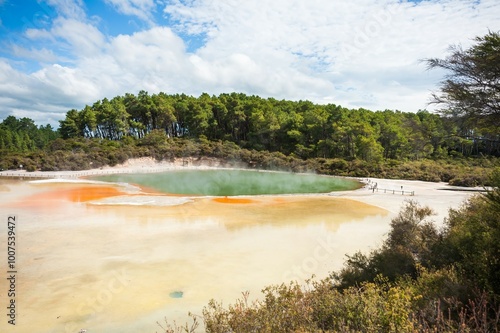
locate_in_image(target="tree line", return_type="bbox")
[58,91,500,162]
[0,116,59,152]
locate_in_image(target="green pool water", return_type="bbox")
[92,169,361,196]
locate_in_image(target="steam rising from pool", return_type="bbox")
[92,169,361,195]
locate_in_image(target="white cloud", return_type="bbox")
[44,0,87,19]
[162,0,499,111]
[1,0,499,126]
[0,60,85,125]
[25,28,54,40]
[104,0,157,25]
[10,45,59,63]
[22,17,107,61]
[50,18,107,56]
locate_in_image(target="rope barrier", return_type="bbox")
[369,186,414,196]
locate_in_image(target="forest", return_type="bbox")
[0,116,58,152]
[57,90,499,160]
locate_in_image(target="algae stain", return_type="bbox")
[169,291,184,299]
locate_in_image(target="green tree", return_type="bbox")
[184,93,212,137]
[376,111,408,159]
[93,97,129,140]
[59,109,82,139]
[334,201,438,287]
[207,96,229,141]
[426,31,500,128]
[403,113,435,159]
[152,92,177,137]
[439,169,500,294]
[80,105,97,138]
[220,92,249,142]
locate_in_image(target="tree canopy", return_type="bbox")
[426,30,500,128]
[0,116,58,152]
[57,91,500,160]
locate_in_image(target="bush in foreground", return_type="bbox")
[158,276,499,333]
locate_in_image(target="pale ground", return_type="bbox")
[330,177,482,227]
[1,156,481,226]
[0,157,483,332]
[0,156,236,179]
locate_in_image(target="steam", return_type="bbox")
[93,169,360,196]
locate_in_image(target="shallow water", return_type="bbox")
[0,179,388,333]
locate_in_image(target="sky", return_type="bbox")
[0,0,499,127]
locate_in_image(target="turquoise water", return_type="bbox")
[169,291,183,298]
[92,169,361,195]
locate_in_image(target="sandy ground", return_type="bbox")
[0,156,235,179]
[0,156,481,225]
[330,177,482,227]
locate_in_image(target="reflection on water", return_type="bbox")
[0,179,388,333]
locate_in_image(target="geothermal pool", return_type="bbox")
[91,169,362,195]
[0,172,388,333]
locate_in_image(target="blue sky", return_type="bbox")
[0,0,498,126]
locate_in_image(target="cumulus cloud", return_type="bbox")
[0,0,499,125]
[164,0,499,111]
[0,60,81,125]
[14,22,105,67]
[50,18,107,57]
